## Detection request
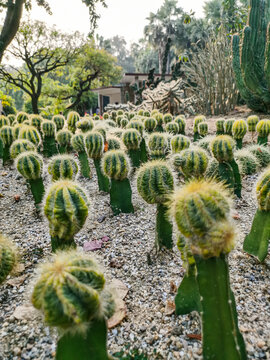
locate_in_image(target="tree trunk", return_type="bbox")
[31,95,39,114]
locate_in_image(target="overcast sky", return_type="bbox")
[27,0,205,43]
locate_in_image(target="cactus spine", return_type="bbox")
[85,131,109,192]
[16,151,45,206]
[18,125,41,147]
[193,115,206,141]
[56,129,72,154]
[127,120,148,163]
[67,111,80,133]
[243,168,270,262]
[224,119,235,136]
[32,251,114,360]
[256,119,270,145]
[44,180,89,251]
[76,118,94,133]
[174,116,186,134]
[137,160,174,249]
[144,117,157,133]
[247,115,259,140]
[147,133,168,159]
[216,119,225,135]
[178,147,209,180]
[48,155,79,181]
[170,135,190,153]
[102,150,134,215]
[52,115,65,131]
[170,180,247,360]
[30,115,43,132]
[71,134,91,179]
[41,121,58,157]
[10,139,36,159]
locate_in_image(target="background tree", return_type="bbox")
[0,0,106,62]
[0,20,82,113]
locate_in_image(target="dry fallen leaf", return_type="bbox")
[107,297,127,329]
[13,263,25,275]
[14,195,20,202]
[170,281,178,294]
[7,275,27,287]
[232,213,241,220]
[110,278,128,300]
[187,334,202,341]
[165,300,176,316]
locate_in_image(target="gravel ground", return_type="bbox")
[0,113,269,360]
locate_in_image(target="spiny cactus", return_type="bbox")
[71,134,91,179]
[197,135,216,155]
[95,125,107,142]
[16,111,29,124]
[0,126,13,164]
[18,125,41,147]
[67,111,80,133]
[244,167,270,262]
[211,135,242,197]
[232,119,247,149]
[122,129,142,168]
[30,115,43,132]
[153,113,164,132]
[178,147,209,180]
[205,158,220,179]
[103,112,109,119]
[198,122,208,137]
[120,118,129,128]
[13,123,24,139]
[16,151,45,205]
[56,129,72,154]
[137,160,174,249]
[193,115,206,141]
[7,114,15,125]
[248,144,270,167]
[116,115,124,127]
[147,132,168,159]
[106,135,122,151]
[0,235,16,284]
[163,113,173,124]
[32,251,114,360]
[48,155,79,181]
[144,110,151,117]
[174,115,186,135]
[170,135,190,153]
[126,120,147,163]
[52,115,65,131]
[216,119,225,135]
[10,139,36,159]
[235,149,259,175]
[256,119,270,145]
[166,121,179,135]
[85,131,109,192]
[41,121,58,157]
[0,115,9,128]
[106,119,116,128]
[170,180,246,359]
[44,180,89,251]
[144,117,157,133]
[247,115,259,136]
[102,150,134,215]
[76,118,94,133]
[224,118,235,135]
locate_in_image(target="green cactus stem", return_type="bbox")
[122,129,142,168]
[256,119,270,145]
[56,130,72,154]
[153,113,164,132]
[41,121,58,157]
[216,119,225,135]
[243,168,270,262]
[0,137,3,160]
[52,115,65,131]
[232,119,247,149]
[127,120,148,163]
[0,126,13,165]
[71,134,91,179]
[67,111,80,133]
[147,133,168,159]
[170,135,190,153]
[48,155,78,181]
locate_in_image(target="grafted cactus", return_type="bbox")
[174,115,186,135]
[216,119,225,135]
[52,115,65,131]
[76,118,94,133]
[244,168,270,262]
[10,139,36,159]
[127,120,147,163]
[18,125,41,147]
[211,135,242,197]
[0,126,13,164]
[122,129,142,168]
[137,160,174,249]
[67,111,80,133]
[16,151,45,206]
[224,118,235,136]
[180,148,209,180]
[193,115,206,141]
[170,180,246,360]
[102,150,134,215]
[48,155,79,181]
[144,117,157,133]
[7,114,15,125]
[235,149,259,175]
[247,115,259,138]
[153,113,164,132]
[30,115,43,132]
[13,123,24,139]
[0,115,9,128]
[120,118,129,128]
[85,131,109,192]
[198,122,208,138]
[170,134,190,153]
[232,119,248,149]
[163,113,173,124]
[0,235,16,284]
[256,119,270,145]
[106,135,122,151]
[147,132,168,159]
[56,129,72,154]
[248,144,270,167]
[166,122,179,135]
[32,251,114,360]
[41,121,58,157]
[16,111,29,124]
[71,134,91,179]
[44,180,89,251]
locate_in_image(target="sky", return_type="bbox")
[27,0,205,44]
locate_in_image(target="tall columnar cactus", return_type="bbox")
[247,115,259,140]
[174,115,186,135]
[10,139,36,159]
[232,0,270,112]
[216,119,225,135]
[67,111,80,133]
[224,118,235,136]
[32,251,114,360]
[244,168,270,262]
[137,161,174,249]
[71,134,91,179]
[256,119,270,145]
[165,121,179,135]
[177,147,209,180]
[102,150,134,215]
[16,151,45,206]
[211,135,242,197]
[56,129,72,154]
[127,120,147,163]
[48,155,79,181]
[232,119,248,149]
[144,117,157,133]
[44,180,89,251]
[0,235,16,284]
[30,115,43,132]
[147,132,168,159]
[41,121,58,157]
[198,122,208,138]
[170,135,190,153]
[85,131,109,192]
[18,125,41,147]
[52,115,65,131]
[76,118,94,133]
[170,180,247,360]
[193,115,206,141]
[16,111,29,124]
[122,129,142,168]
[0,126,13,164]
